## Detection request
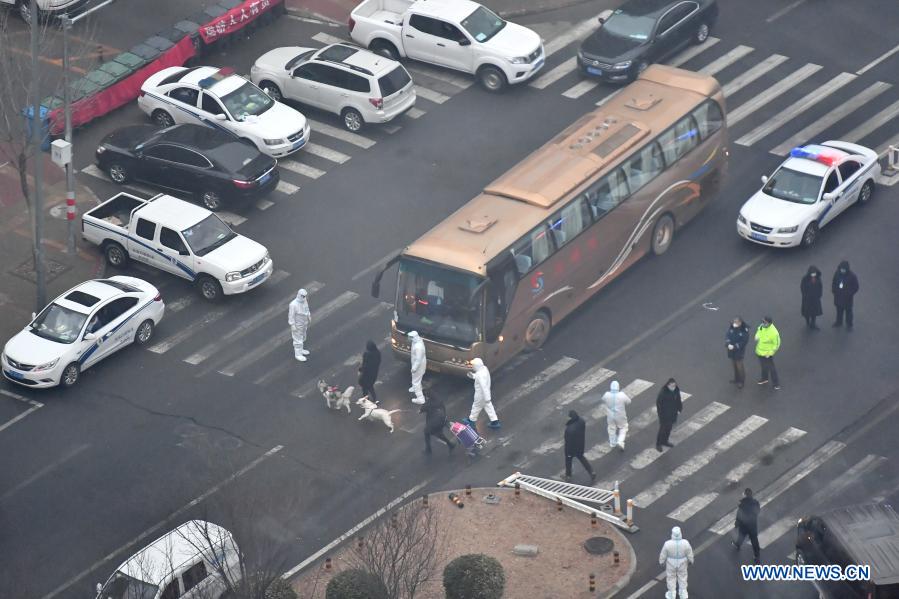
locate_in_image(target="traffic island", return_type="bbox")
[290,487,635,598]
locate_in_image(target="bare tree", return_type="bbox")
[349,501,447,599]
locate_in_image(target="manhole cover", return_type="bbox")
[584,536,614,555]
[10,257,70,284]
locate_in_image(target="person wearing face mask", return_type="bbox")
[601,380,631,451]
[831,260,859,329]
[656,378,683,452]
[800,266,823,330]
[725,317,750,388]
[754,316,781,390]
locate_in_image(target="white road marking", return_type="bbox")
[598,402,729,489]
[536,364,615,418]
[727,63,822,127]
[255,199,274,210]
[584,392,691,462]
[765,0,806,23]
[281,479,430,579]
[588,379,655,421]
[562,79,600,99]
[41,446,283,599]
[841,98,899,145]
[758,454,886,548]
[857,42,899,75]
[294,337,391,398]
[502,357,579,409]
[304,142,351,164]
[736,72,856,146]
[633,415,767,508]
[351,247,402,281]
[405,64,473,89]
[80,164,157,196]
[0,443,90,501]
[709,440,846,535]
[276,180,301,195]
[699,45,754,75]
[666,37,720,68]
[218,291,357,377]
[311,31,349,45]
[667,426,806,521]
[406,107,426,119]
[722,54,789,98]
[306,118,376,148]
[268,269,290,286]
[0,390,43,434]
[532,438,564,456]
[147,309,227,354]
[216,211,247,227]
[184,290,313,365]
[381,125,401,134]
[770,81,891,155]
[529,57,577,90]
[280,160,326,179]
[165,295,195,313]
[542,16,604,59]
[413,85,450,104]
[595,88,622,107]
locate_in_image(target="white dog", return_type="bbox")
[318,380,353,413]
[356,396,401,433]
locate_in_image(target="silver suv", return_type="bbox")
[251,43,416,132]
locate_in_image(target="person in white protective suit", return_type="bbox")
[408,331,426,405]
[659,526,694,599]
[464,358,501,429]
[601,380,631,450]
[288,289,311,362]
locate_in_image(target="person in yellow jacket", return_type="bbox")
[755,316,781,390]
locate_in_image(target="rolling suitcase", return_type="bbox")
[450,421,485,455]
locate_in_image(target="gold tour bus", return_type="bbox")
[372,64,728,377]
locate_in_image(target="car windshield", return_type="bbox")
[220,81,274,122]
[182,215,237,256]
[285,49,315,70]
[30,303,88,344]
[97,571,159,599]
[461,6,506,42]
[396,258,483,346]
[763,167,823,204]
[602,9,655,41]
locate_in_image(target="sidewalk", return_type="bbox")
[0,156,105,344]
[286,0,597,24]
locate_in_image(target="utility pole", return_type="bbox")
[29,0,47,311]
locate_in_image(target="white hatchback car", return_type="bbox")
[737,141,880,248]
[2,277,164,389]
[251,43,416,132]
[138,66,311,158]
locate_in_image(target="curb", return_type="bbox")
[604,534,637,598]
[287,6,343,25]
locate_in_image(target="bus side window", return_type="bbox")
[587,169,629,220]
[692,99,724,141]
[672,114,700,160]
[548,196,590,248]
[511,223,552,274]
[623,142,665,193]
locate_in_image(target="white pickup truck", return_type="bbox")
[349,0,544,92]
[82,192,273,301]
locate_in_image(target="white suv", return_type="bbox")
[251,43,416,132]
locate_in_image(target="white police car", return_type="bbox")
[737,141,880,247]
[137,66,310,158]
[2,277,164,389]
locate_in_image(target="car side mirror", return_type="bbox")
[597,9,613,24]
[84,332,98,341]
[213,113,226,121]
[458,38,470,46]
[823,192,835,202]
[760,175,768,184]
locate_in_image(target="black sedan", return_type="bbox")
[577,0,718,83]
[95,124,279,211]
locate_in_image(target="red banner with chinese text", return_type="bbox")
[198,0,283,43]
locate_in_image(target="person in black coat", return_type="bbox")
[357,340,381,403]
[832,260,859,329]
[800,266,823,329]
[725,317,750,388]
[732,488,761,563]
[656,378,683,452]
[420,394,454,454]
[564,410,596,482]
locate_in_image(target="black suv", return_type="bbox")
[577,0,718,83]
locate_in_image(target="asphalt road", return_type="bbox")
[2,1,899,598]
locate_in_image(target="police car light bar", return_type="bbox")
[790,145,842,167]
[198,67,236,89]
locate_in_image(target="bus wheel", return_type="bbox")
[524,312,551,351]
[651,214,675,255]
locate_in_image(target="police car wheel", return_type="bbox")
[60,363,80,388]
[197,275,222,302]
[104,242,128,267]
[152,110,174,128]
[135,320,154,345]
[801,222,818,247]
[858,180,873,205]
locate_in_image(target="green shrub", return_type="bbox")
[325,569,389,599]
[265,577,298,599]
[443,554,505,599]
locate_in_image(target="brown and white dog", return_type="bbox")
[356,396,401,433]
[318,380,353,413]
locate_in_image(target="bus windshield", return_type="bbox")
[396,259,483,346]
